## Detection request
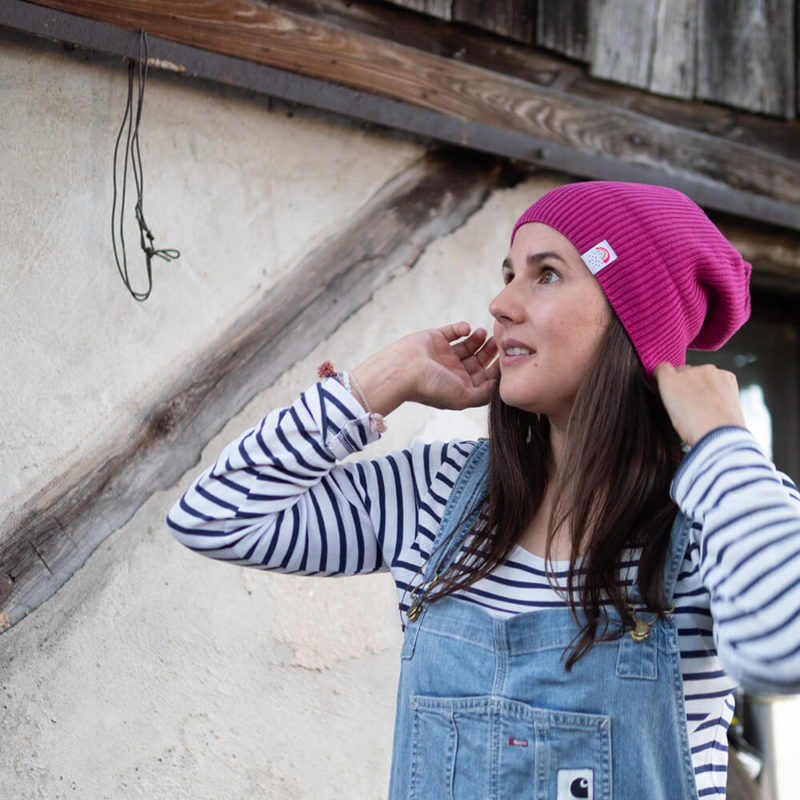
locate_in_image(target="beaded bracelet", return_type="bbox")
[317,362,387,434]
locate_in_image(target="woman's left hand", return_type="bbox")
[653,362,747,446]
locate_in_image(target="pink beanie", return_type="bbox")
[511,182,752,373]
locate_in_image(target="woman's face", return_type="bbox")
[489,222,611,428]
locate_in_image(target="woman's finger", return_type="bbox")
[438,321,472,344]
[450,325,485,359]
[654,361,745,445]
[473,336,498,369]
[481,358,500,384]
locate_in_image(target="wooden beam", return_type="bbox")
[290,0,794,159]
[710,214,800,295]
[282,0,583,88]
[0,149,519,632]
[279,0,796,161]
[6,0,799,231]
[567,71,797,161]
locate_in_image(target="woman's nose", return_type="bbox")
[489,282,522,323]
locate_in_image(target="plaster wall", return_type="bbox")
[0,33,564,800]
[0,34,421,512]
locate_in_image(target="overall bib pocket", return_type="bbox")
[408,695,611,800]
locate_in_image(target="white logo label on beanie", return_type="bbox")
[581,240,618,275]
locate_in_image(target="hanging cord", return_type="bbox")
[111,29,179,301]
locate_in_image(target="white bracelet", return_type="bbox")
[348,371,387,434]
[318,363,387,435]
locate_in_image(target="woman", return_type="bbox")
[168,182,800,799]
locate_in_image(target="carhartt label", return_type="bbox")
[557,768,593,799]
[580,240,617,275]
[507,737,529,747]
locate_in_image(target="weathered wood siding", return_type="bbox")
[648,0,696,98]
[536,0,589,60]
[13,0,800,231]
[385,0,799,118]
[696,0,796,119]
[452,0,535,42]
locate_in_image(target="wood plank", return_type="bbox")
[281,0,581,88]
[696,0,795,119]
[567,71,798,161]
[535,0,590,61]
[710,214,800,295]
[0,149,519,631]
[590,0,659,89]
[280,0,797,157]
[648,0,696,98]
[592,0,697,99]
[452,0,535,44]
[386,0,452,21]
[9,0,800,228]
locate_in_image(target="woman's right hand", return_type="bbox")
[350,322,499,417]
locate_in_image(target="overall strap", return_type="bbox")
[626,510,692,607]
[662,511,692,602]
[616,511,692,680]
[421,440,490,583]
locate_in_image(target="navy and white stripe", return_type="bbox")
[168,379,800,798]
[672,426,800,695]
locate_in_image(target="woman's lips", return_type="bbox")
[502,352,533,366]
[501,341,535,366]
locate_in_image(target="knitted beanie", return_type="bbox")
[510,182,752,373]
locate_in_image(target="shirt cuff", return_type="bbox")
[320,377,382,460]
[671,425,760,511]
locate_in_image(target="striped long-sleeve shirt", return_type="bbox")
[168,377,800,798]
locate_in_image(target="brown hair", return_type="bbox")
[426,316,684,668]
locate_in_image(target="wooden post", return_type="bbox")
[0,149,521,631]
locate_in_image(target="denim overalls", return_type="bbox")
[388,441,699,800]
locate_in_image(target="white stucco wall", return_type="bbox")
[0,33,564,799]
[0,34,421,513]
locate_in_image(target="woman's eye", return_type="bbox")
[502,271,514,285]
[540,267,561,284]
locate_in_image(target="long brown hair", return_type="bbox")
[426,316,684,668]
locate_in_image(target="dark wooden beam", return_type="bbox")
[282,0,584,89]
[4,0,799,231]
[710,214,800,296]
[279,1,797,162]
[0,149,520,632]
[280,0,796,162]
